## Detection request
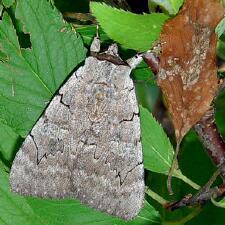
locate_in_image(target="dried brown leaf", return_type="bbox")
[157,0,224,142]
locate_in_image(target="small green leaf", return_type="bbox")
[140,106,200,190]
[148,0,184,15]
[0,163,161,225]
[0,0,86,137]
[90,2,168,51]
[216,17,225,38]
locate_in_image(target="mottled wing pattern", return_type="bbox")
[10,56,144,220]
[157,0,224,141]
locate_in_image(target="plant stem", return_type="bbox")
[194,107,225,181]
[175,171,200,190]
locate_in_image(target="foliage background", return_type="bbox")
[0,0,225,224]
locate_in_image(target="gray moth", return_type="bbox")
[10,37,145,220]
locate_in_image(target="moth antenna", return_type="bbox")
[90,25,101,53]
[167,141,181,195]
[96,24,100,39]
[143,51,160,74]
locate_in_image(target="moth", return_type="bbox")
[10,37,145,220]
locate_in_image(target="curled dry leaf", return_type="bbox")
[157,0,225,142]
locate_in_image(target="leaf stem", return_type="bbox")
[175,171,200,190]
[145,187,168,205]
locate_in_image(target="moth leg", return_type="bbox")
[126,53,143,69]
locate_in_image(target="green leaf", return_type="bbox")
[0,0,86,137]
[27,199,161,225]
[140,106,200,190]
[90,2,168,51]
[216,17,225,38]
[140,106,174,174]
[2,0,15,8]
[132,61,155,83]
[148,0,184,15]
[0,123,21,162]
[0,164,46,225]
[0,163,160,225]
